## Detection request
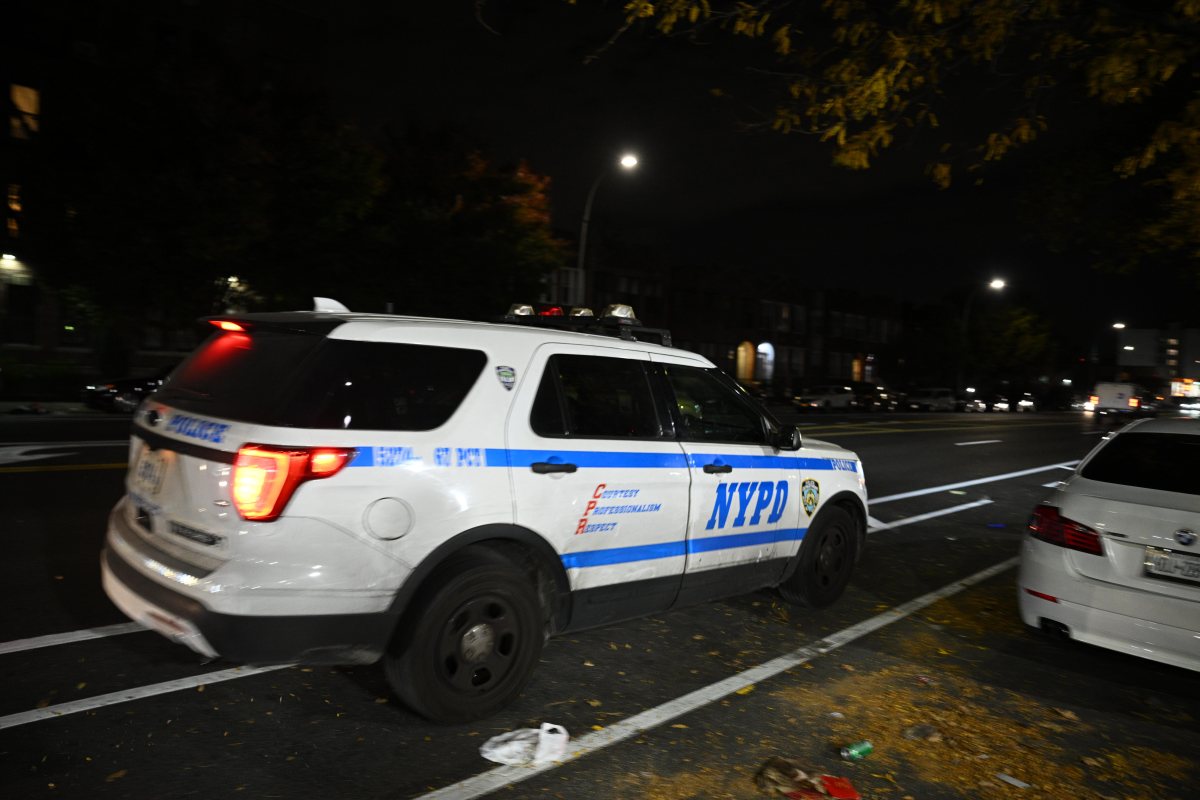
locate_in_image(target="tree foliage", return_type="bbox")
[573,1,1200,265]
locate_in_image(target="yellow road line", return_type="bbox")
[0,462,128,474]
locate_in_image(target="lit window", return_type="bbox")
[9,85,40,139]
[6,184,19,213]
[6,218,18,238]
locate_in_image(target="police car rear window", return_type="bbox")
[159,331,485,430]
[1080,432,1200,495]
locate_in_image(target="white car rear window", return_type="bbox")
[1080,432,1200,495]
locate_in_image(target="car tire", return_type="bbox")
[778,506,859,608]
[384,547,543,722]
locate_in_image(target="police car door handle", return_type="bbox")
[531,461,578,474]
[703,463,733,474]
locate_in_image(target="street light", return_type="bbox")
[957,277,1006,394]
[574,152,639,305]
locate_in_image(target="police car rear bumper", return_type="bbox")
[101,545,398,666]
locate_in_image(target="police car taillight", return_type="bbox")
[232,445,355,522]
[210,320,246,332]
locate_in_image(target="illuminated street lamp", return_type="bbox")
[957,278,1007,394]
[574,152,639,305]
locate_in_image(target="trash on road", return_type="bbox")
[839,740,874,761]
[817,775,862,799]
[479,723,569,766]
[752,757,822,796]
[996,772,1031,789]
[902,723,942,741]
[753,758,861,799]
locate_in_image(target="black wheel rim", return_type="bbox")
[813,524,849,588]
[434,592,521,694]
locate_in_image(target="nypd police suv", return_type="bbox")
[101,300,869,722]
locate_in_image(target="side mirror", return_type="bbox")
[771,424,802,451]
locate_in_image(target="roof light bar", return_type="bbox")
[210,320,246,332]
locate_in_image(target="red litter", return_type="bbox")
[785,776,861,800]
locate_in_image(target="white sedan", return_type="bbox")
[1018,417,1200,671]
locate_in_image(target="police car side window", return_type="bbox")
[530,354,661,439]
[663,365,767,445]
[288,341,486,431]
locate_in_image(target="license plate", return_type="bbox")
[132,447,167,496]
[1145,547,1200,585]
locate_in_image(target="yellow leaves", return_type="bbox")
[645,1,711,34]
[624,1,656,22]
[930,162,953,189]
[773,24,792,56]
[820,123,847,146]
[1010,116,1044,145]
[713,2,767,38]
[735,684,755,695]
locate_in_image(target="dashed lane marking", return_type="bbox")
[867,499,994,533]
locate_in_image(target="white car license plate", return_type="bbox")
[132,447,167,496]
[1145,547,1200,585]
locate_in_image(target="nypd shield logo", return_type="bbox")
[801,478,820,517]
[495,365,517,391]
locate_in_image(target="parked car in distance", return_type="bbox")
[850,382,902,412]
[1018,417,1200,671]
[793,384,856,411]
[962,394,989,412]
[82,366,174,413]
[906,387,956,412]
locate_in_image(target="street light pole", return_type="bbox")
[957,278,1006,394]
[574,153,638,306]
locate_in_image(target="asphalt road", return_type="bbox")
[1,410,1197,799]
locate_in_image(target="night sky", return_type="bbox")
[327,2,1185,328]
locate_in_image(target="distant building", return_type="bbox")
[1116,327,1200,395]
[567,256,904,396]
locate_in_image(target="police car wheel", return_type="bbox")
[779,506,858,609]
[385,548,543,722]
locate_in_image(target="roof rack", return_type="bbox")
[499,303,673,347]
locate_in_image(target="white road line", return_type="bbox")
[0,441,130,466]
[867,499,993,533]
[955,439,1002,447]
[0,664,290,730]
[415,557,1020,800]
[0,441,128,448]
[0,622,145,655]
[869,460,1080,505]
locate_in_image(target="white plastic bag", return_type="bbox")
[480,723,569,766]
